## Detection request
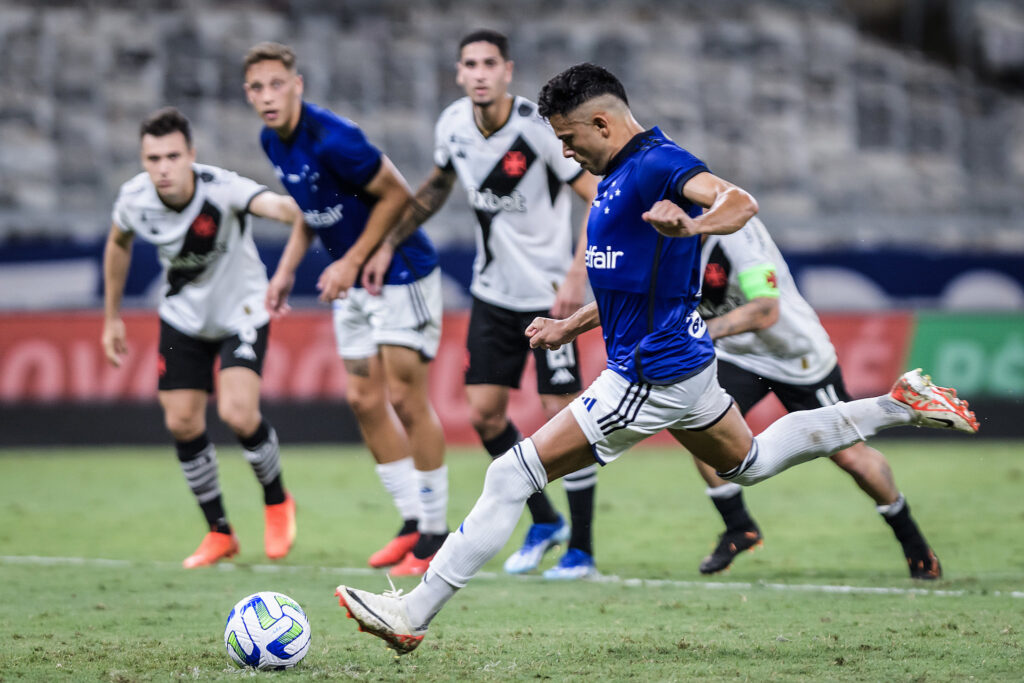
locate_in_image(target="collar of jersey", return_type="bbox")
[603,127,664,176]
[275,102,309,146]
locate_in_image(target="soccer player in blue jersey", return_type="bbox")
[334,63,978,654]
[366,30,601,580]
[243,42,449,575]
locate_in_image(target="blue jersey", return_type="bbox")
[260,102,437,286]
[587,127,715,384]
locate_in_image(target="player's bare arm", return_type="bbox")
[248,191,307,317]
[361,164,457,294]
[706,297,780,340]
[101,222,134,367]
[642,172,758,238]
[550,172,598,318]
[527,301,601,350]
[318,155,412,302]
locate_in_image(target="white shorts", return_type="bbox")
[569,362,733,464]
[331,267,443,360]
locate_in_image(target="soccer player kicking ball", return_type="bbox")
[334,64,978,654]
[103,108,299,568]
[243,43,449,575]
[364,29,601,580]
[693,217,943,579]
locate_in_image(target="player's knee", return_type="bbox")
[468,407,506,440]
[483,448,539,500]
[164,412,204,441]
[217,400,259,436]
[387,382,422,425]
[345,379,385,417]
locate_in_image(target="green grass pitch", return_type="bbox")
[1,440,1022,680]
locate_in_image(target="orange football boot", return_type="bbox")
[183,531,239,569]
[265,492,296,560]
[389,551,434,577]
[368,532,420,568]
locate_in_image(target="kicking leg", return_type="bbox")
[678,370,977,486]
[336,407,595,654]
[467,384,569,574]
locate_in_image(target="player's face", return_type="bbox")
[140,131,196,206]
[244,60,304,136]
[456,41,512,107]
[549,112,612,176]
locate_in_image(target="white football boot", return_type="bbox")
[335,582,426,655]
[889,368,979,433]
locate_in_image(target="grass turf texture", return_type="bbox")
[1,441,1022,680]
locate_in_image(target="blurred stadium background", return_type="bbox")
[1,0,1022,443]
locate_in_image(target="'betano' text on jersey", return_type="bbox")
[112,163,270,340]
[434,96,583,311]
[260,102,437,286]
[699,216,837,383]
[587,128,714,385]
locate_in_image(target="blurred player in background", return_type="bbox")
[334,63,978,654]
[693,216,942,578]
[103,107,299,568]
[243,42,448,576]
[366,29,600,579]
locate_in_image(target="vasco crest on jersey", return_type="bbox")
[167,201,225,295]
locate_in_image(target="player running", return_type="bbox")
[103,107,299,568]
[334,64,978,654]
[693,216,942,578]
[243,42,448,575]
[364,29,600,579]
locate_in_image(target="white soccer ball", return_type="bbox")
[224,591,311,670]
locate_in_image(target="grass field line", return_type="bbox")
[4,553,1022,600]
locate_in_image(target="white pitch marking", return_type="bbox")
[1,555,1020,599]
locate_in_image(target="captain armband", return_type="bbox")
[737,264,780,300]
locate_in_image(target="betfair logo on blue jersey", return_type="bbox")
[585,244,624,269]
[303,204,344,227]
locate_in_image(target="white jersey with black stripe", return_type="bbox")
[434,96,583,312]
[698,217,837,383]
[112,163,270,340]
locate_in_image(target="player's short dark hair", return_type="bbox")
[459,29,510,60]
[537,63,629,119]
[243,41,297,72]
[139,107,192,146]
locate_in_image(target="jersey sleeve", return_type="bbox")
[636,145,708,210]
[721,227,780,300]
[320,119,384,189]
[220,169,269,213]
[433,114,453,171]
[111,188,135,234]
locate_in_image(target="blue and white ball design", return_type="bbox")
[224,591,311,670]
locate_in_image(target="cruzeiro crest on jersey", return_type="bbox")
[470,134,537,270]
[167,199,224,296]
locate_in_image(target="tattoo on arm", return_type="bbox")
[343,357,372,378]
[389,169,455,247]
[413,171,455,221]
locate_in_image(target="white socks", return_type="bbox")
[877,493,906,517]
[706,482,742,499]
[722,397,912,486]
[404,439,546,628]
[416,465,449,534]
[375,457,420,522]
[563,463,598,492]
